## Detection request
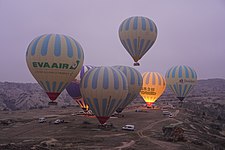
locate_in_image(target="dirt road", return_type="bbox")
[136,109,182,150]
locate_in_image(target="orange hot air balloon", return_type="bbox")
[140,72,166,107]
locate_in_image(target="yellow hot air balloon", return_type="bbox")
[26,34,84,105]
[119,16,157,66]
[113,66,143,113]
[80,66,128,124]
[140,72,166,107]
[165,65,197,102]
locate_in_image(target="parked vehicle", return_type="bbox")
[163,111,171,115]
[54,119,64,124]
[38,117,46,123]
[122,125,135,131]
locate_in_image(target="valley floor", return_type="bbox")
[0,104,225,150]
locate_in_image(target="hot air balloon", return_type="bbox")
[140,72,166,107]
[66,65,94,112]
[165,65,197,102]
[113,66,142,113]
[26,34,84,105]
[80,66,128,124]
[119,16,157,66]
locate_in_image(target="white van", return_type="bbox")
[122,125,135,131]
[163,111,171,115]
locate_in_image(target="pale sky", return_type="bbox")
[0,0,225,82]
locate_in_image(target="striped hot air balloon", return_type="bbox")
[80,66,128,124]
[165,65,197,101]
[140,72,166,107]
[119,16,157,66]
[26,34,84,105]
[66,65,94,112]
[113,66,143,113]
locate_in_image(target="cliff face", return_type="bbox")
[0,82,73,111]
[0,78,225,111]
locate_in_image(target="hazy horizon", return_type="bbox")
[1,0,225,83]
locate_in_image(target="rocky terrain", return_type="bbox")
[158,78,225,121]
[0,78,225,149]
[0,78,225,111]
[0,82,74,111]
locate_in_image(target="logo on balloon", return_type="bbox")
[70,61,80,70]
[140,91,156,95]
[32,60,80,70]
[179,79,195,84]
[179,79,184,83]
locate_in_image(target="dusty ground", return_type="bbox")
[0,104,225,150]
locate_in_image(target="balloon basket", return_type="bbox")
[98,123,113,129]
[178,101,183,108]
[146,102,153,108]
[82,108,89,113]
[133,62,140,66]
[48,101,58,106]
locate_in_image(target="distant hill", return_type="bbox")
[188,79,225,107]
[159,78,225,104]
[0,82,74,111]
[0,78,225,111]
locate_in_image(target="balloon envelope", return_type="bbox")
[80,66,128,124]
[119,16,157,66]
[66,65,94,111]
[66,80,82,99]
[26,34,84,102]
[140,72,166,107]
[165,65,197,101]
[113,66,143,113]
